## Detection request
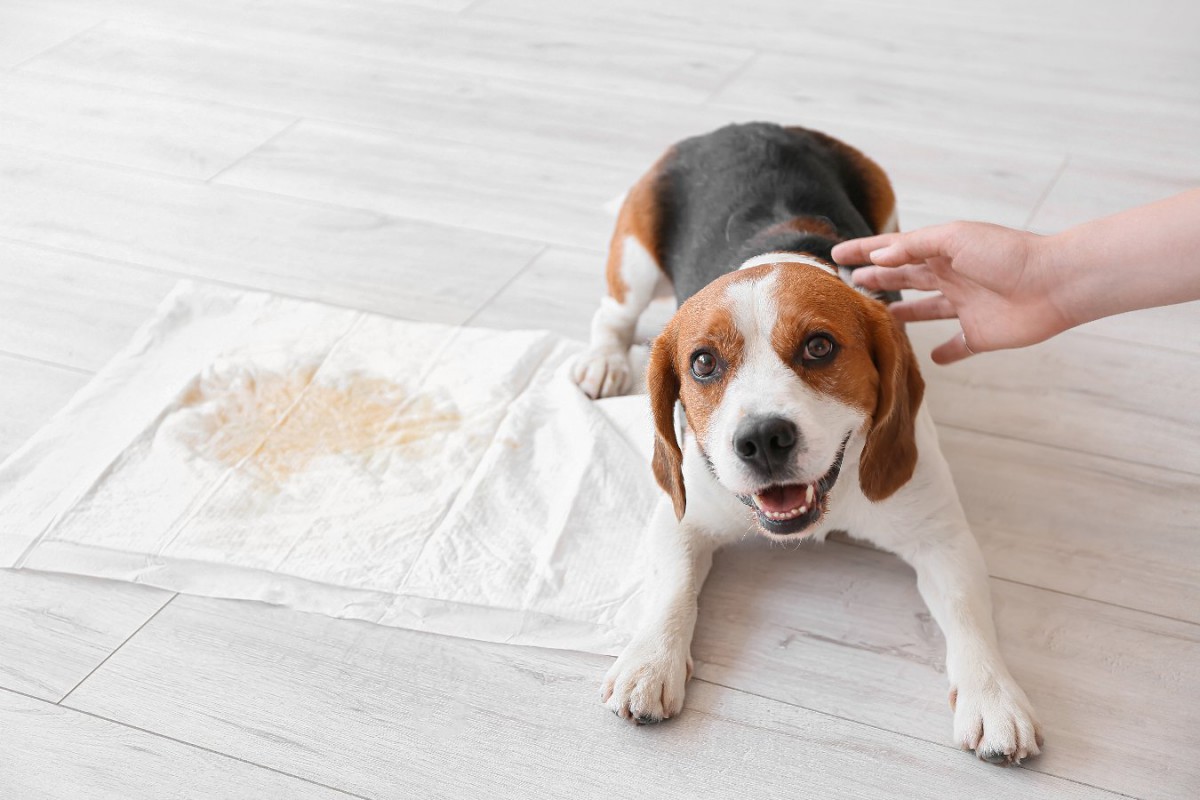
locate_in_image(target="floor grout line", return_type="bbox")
[461,244,552,327]
[687,675,1142,799]
[0,234,505,330]
[57,593,178,705]
[29,11,754,108]
[991,575,1200,628]
[0,685,372,799]
[14,55,709,155]
[0,348,93,376]
[829,536,1200,628]
[934,418,1200,481]
[1023,154,1071,229]
[0,140,273,183]
[0,141,598,252]
[205,118,303,183]
[7,20,108,72]
[6,672,1133,799]
[198,107,655,173]
[701,50,762,104]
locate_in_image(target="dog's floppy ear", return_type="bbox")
[859,307,924,501]
[648,320,686,519]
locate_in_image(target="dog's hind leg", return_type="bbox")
[572,160,671,399]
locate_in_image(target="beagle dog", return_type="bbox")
[572,123,1042,765]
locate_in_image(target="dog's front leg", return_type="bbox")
[903,528,1043,764]
[602,499,717,724]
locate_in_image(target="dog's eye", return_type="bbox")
[802,334,836,362]
[691,351,717,379]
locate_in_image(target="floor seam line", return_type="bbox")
[689,676,1139,798]
[56,593,178,705]
[8,20,108,72]
[0,348,93,375]
[205,118,304,183]
[701,51,762,103]
[462,244,552,327]
[0,236,475,324]
[935,420,1200,480]
[828,537,1198,627]
[1,686,371,799]
[1023,154,1071,229]
[0,143,583,251]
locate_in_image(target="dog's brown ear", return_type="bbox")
[859,307,924,501]
[648,321,686,519]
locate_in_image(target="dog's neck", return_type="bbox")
[737,251,889,303]
[737,251,840,277]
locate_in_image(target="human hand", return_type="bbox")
[831,222,1074,364]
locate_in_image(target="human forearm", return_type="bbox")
[1041,188,1200,329]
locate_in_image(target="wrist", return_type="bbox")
[1027,230,1087,336]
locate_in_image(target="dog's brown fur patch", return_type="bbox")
[647,286,752,518]
[754,214,842,242]
[769,265,879,416]
[605,151,671,303]
[768,263,922,499]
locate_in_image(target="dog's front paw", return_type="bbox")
[950,671,1043,765]
[571,350,632,399]
[601,638,692,724]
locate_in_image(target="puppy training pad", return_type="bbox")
[0,284,659,654]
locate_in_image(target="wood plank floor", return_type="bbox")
[1,0,1198,797]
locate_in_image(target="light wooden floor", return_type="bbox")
[2,1,1198,797]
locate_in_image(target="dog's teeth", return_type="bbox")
[763,504,811,522]
[805,484,815,503]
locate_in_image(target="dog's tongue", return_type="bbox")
[755,483,810,513]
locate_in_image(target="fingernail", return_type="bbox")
[868,246,894,263]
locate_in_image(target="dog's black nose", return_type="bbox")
[733,416,800,475]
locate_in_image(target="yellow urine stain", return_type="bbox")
[178,366,460,485]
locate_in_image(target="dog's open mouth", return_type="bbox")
[741,437,848,536]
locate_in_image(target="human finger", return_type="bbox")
[859,224,962,267]
[851,264,940,292]
[831,232,903,265]
[888,294,958,323]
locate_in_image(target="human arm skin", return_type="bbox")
[830,189,1200,363]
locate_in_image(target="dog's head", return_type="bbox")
[648,261,923,538]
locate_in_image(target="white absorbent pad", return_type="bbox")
[0,283,662,655]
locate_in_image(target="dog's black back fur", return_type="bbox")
[655,123,895,305]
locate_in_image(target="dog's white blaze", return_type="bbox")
[704,269,866,496]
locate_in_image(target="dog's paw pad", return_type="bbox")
[602,642,689,724]
[571,351,632,399]
[952,674,1043,766]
